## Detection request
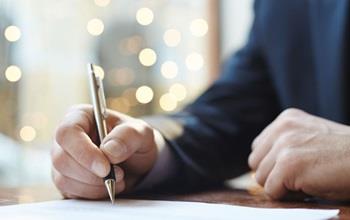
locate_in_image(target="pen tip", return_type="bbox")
[105,179,116,204]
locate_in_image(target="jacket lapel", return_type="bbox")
[308,0,349,122]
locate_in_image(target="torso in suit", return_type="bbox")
[146,0,350,191]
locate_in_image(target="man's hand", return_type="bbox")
[51,105,158,199]
[248,108,350,201]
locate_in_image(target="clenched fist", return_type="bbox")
[249,108,350,200]
[51,105,158,199]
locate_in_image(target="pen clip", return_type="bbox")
[96,76,108,120]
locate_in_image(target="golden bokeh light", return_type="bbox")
[136,8,154,26]
[159,93,178,112]
[163,29,181,47]
[20,126,36,142]
[4,25,21,42]
[5,65,22,82]
[169,83,187,101]
[139,48,157,67]
[94,0,111,7]
[94,65,105,79]
[136,86,154,104]
[190,18,209,37]
[186,52,204,71]
[161,61,178,79]
[87,18,104,36]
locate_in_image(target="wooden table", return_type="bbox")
[0,185,349,219]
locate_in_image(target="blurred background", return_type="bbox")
[0,0,253,188]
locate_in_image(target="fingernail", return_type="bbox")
[102,140,127,156]
[91,160,108,177]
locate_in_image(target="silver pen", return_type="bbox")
[87,63,116,204]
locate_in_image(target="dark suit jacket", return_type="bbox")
[146,0,350,191]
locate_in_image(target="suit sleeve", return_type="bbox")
[143,1,281,192]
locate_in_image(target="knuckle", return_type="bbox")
[276,149,303,174]
[55,125,68,146]
[276,148,293,164]
[133,120,154,136]
[248,154,257,170]
[122,123,138,136]
[275,135,289,148]
[279,117,299,130]
[281,108,304,117]
[55,123,79,146]
[275,132,298,148]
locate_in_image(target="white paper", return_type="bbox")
[0,199,339,220]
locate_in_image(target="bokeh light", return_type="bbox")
[136,86,154,104]
[20,126,36,142]
[190,18,208,37]
[163,29,181,47]
[139,48,157,67]
[94,0,111,7]
[159,93,177,112]
[136,8,154,26]
[5,65,22,82]
[4,25,21,42]
[169,83,187,101]
[94,65,105,79]
[161,61,178,79]
[87,18,104,36]
[186,52,204,71]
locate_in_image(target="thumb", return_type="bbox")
[101,121,154,164]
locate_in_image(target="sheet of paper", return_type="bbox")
[0,199,339,220]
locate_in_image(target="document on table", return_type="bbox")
[0,199,339,220]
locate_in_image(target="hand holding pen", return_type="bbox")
[51,65,159,201]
